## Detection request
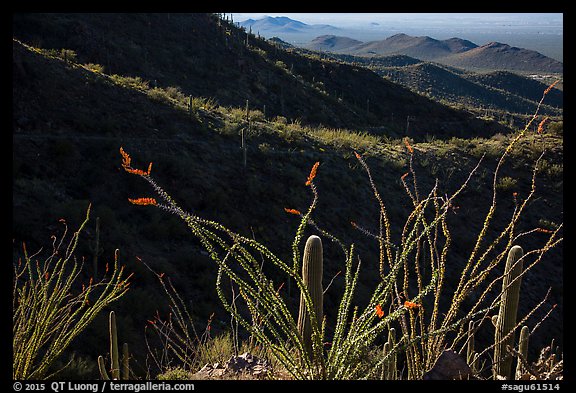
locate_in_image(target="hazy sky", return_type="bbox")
[233,13,563,29]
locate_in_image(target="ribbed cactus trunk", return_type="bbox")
[493,245,524,379]
[297,235,323,363]
[98,310,130,380]
[515,325,530,379]
[109,311,120,380]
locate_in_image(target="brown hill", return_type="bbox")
[307,34,363,51]
[350,34,457,60]
[441,42,563,73]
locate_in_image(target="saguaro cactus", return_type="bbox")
[98,311,130,380]
[386,327,397,379]
[466,320,475,365]
[297,235,324,362]
[515,326,530,379]
[493,245,524,379]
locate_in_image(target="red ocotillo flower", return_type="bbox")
[305,162,320,186]
[120,146,153,176]
[404,301,420,309]
[128,197,157,206]
[544,80,559,95]
[375,304,385,318]
[284,208,301,215]
[404,138,414,154]
[537,116,549,134]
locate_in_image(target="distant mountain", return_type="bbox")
[442,37,479,54]
[307,33,478,61]
[239,16,339,35]
[308,35,363,51]
[440,42,563,73]
[305,33,562,74]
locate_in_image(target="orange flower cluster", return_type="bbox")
[536,228,554,234]
[401,172,409,181]
[128,197,158,206]
[544,80,559,96]
[404,138,414,154]
[537,116,549,134]
[375,304,385,318]
[120,146,131,167]
[404,301,420,309]
[284,208,301,215]
[354,151,362,160]
[120,147,153,176]
[305,162,320,186]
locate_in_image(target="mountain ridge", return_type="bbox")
[239,16,340,35]
[305,33,562,74]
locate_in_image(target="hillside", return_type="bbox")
[375,62,563,118]
[306,51,562,120]
[11,13,508,140]
[468,71,563,108]
[12,13,563,380]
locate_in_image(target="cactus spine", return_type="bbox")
[515,326,530,379]
[98,311,130,380]
[297,235,323,362]
[493,245,524,379]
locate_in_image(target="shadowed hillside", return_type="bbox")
[12,12,508,140]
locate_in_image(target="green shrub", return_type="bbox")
[13,206,131,379]
[496,176,518,192]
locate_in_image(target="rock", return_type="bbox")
[423,349,475,380]
[193,352,272,379]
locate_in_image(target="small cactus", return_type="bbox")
[297,235,323,363]
[98,311,130,380]
[515,326,530,379]
[386,327,397,379]
[493,245,524,379]
[466,320,475,365]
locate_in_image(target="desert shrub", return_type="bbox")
[496,176,518,192]
[84,63,105,73]
[13,206,131,379]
